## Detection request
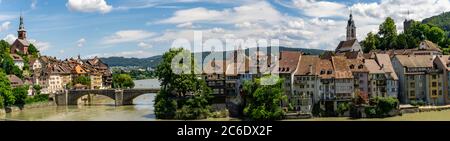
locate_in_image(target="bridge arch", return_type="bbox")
[56,89,160,106]
[67,90,116,105]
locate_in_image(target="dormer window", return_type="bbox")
[358,65,364,69]
[327,70,333,74]
[320,70,325,75]
[286,67,290,72]
[349,65,355,69]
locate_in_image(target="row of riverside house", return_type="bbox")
[201,13,450,117]
[6,15,112,96]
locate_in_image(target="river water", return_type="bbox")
[2,79,160,121]
[2,79,450,121]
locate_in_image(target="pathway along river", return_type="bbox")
[2,79,450,121]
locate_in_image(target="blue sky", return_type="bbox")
[0,0,449,59]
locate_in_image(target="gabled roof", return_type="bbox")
[15,39,30,46]
[10,54,23,61]
[394,55,434,68]
[277,51,302,74]
[364,59,384,74]
[336,39,358,51]
[417,40,442,52]
[316,59,334,79]
[295,55,320,76]
[7,75,24,87]
[375,54,398,80]
[347,58,368,73]
[332,56,354,79]
[435,55,450,71]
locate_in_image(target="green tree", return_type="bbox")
[12,85,28,109]
[73,76,91,86]
[112,74,135,89]
[28,43,40,58]
[243,76,287,121]
[33,85,42,95]
[0,70,15,108]
[362,32,379,53]
[154,48,212,119]
[378,17,398,50]
[427,26,446,44]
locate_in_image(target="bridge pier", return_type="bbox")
[115,90,124,106]
[55,91,68,106]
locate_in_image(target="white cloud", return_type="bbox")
[176,22,199,28]
[288,20,305,29]
[29,39,51,51]
[3,34,51,51]
[77,38,86,47]
[145,0,450,53]
[66,0,113,14]
[0,21,10,32]
[292,0,348,18]
[159,1,283,25]
[138,42,152,48]
[3,34,16,44]
[102,30,155,44]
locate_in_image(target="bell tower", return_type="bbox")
[346,12,356,41]
[18,15,27,40]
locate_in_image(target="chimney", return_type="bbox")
[309,65,313,74]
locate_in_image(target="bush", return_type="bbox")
[410,100,425,106]
[365,97,399,118]
[365,107,377,117]
[209,109,229,118]
[0,95,4,108]
[337,102,350,116]
[25,94,49,104]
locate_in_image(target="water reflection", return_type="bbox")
[2,79,160,121]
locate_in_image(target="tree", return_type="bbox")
[12,85,28,109]
[154,48,212,119]
[112,74,135,89]
[242,76,287,121]
[427,26,446,44]
[33,85,42,95]
[73,76,91,86]
[28,43,39,58]
[362,32,379,53]
[378,17,398,50]
[0,70,15,108]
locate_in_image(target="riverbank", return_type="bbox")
[0,101,55,118]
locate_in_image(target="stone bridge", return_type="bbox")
[55,89,160,106]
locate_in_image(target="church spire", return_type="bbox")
[19,14,25,31]
[18,14,27,40]
[346,11,356,41]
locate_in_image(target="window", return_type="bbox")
[432,90,437,96]
[350,65,355,69]
[432,82,437,87]
[432,75,437,79]
[409,90,416,97]
[358,65,364,69]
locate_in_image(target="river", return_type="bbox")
[2,79,450,121]
[1,79,160,121]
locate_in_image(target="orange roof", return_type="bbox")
[277,51,302,74]
[331,56,353,79]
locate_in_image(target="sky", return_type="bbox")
[0,0,450,59]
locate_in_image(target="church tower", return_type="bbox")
[18,15,27,40]
[346,12,356,41]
